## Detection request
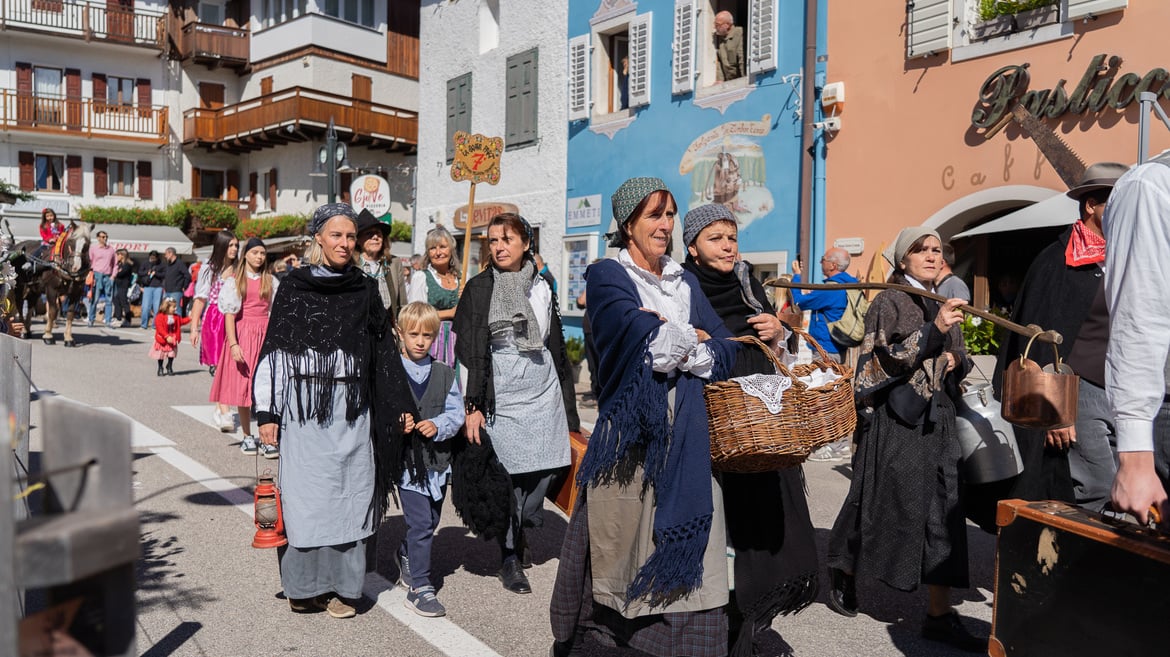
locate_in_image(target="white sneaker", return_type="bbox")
[832,442,853,459]
[239,435,259,455]
[807,445,841,462]
[215,410,234,433]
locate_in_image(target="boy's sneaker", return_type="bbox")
[396,551,412,589]
[807,445,840,462]
[404,586,446,617]
[260,442,279,459]
[832,442,852,460]
[239,435,259,455]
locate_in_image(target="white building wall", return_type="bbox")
[415,0,567,274]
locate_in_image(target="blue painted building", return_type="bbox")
[559,0,827,337]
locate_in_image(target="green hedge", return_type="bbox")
[169,199,239,230]
[78,205,180,227]
[238,214,308,239]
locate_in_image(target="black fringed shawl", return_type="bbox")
[254,265,417,528]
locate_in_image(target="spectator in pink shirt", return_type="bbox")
[87,230,118,328]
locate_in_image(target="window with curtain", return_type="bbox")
[35,154,64,192]
[109,160,134,196]
[108,76,135,107]
[33,66,63,124]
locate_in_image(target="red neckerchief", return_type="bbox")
[1065,220,1106,267]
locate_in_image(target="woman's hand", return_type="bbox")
[934,298,964,334]
[230,344,245,365]
[747,313,783,343]
[942,352,956,374]
[1046,425,1076,450]
[191,327,200,347]
[401,413,416,434]
[166,336,175,345]
[417,420,438,438]
[695,328,711,343]
[639,307,665,322]
[259,423,279,446]
[465,410,485,445]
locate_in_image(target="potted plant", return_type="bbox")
[1014,0,1059,30]
[565,336,585,384]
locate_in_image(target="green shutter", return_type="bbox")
[506,48,538,148]
[446,73,472,162]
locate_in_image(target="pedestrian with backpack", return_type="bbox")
[791,247,859,461]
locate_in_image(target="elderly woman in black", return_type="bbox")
[550,179,741,657]
[453,213,580,596]
[253,203,415,619]
[680,204,819,656]
[825,227,982,652]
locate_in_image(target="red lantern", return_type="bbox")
[253,474,288,549]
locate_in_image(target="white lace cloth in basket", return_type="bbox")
[730,374,792,414]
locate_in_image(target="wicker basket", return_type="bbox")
[705,330,857,472]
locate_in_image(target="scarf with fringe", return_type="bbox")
[576,258,739,609]
[254,265,416,529]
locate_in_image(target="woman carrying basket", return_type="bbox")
[824,227,983,652]
[680,204,819,656]
[550,179,741,657]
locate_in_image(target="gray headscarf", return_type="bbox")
[311,203,358,235]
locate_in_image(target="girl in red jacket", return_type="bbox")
[151,297,190,376]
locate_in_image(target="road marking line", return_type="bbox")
[94,406,177,448]
[148,446,504,657]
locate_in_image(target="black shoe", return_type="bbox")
[157,364,164,377]
[498,557,531,594]
[826,567,858,617]
[921,610,987,653]
[549,640,574,657]
[166,366,174,376]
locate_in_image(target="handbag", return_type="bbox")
[128,283,142,303]
[1001,333,1079,429]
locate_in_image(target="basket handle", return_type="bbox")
[728,335,784,374]
[1019,331,1062,371]
[788,326,833,368]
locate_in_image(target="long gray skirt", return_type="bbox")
[278,539,367,600]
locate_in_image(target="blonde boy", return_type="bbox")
[396,302,464,618]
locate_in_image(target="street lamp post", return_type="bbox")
[316,118,347,203]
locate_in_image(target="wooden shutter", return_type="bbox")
[192,166,202,198]
[92,72,107,113]
[748,0,777,74]
[672,0,695,94]
[199,82,225,110]
[505,49,538,146]
[446,74,471,161]
[16,62,33,124]
[1067,0,1127,20]
[339,171,353,201]
[66,155,82,194]
[18,151,35,191]
[906,0,951,58]
[248,172,258,212]
[268,169,277,212]
[65,68,81,128]
[628,12,652,108]
[226,169,240,201]
[259,76,273,97]
[94,157,108,197]
[352,74,372,101]
[137,161,152,200]
[567,34,590,121]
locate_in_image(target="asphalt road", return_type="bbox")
[20,323,997,657]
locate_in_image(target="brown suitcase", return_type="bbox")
[547,431,588,517]
[991,499,1170,657]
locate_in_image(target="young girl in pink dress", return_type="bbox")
[191,230,239,432]
[208,238,279,457]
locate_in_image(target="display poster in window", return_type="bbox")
[566,194,602,228]
[563,237,593,316]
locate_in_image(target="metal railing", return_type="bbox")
[0,89,169,144]
[183,86,417,147]
[0,0,165,48]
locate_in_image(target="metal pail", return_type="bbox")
[955,382,1024,484]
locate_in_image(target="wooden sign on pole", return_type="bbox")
[449,131,503,285]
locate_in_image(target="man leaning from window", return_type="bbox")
[714,11,745,83]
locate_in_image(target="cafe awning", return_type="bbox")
[1,217,194,255]
[952,192,1078,239]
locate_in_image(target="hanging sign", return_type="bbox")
[349,174,392,218]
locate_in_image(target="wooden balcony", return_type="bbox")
[182,87,417,154]
[166,15,249,69]
[0,89,168,145]
[0,0,164,49]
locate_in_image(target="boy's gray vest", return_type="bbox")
[413,361,455,472]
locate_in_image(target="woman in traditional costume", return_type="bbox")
[253,203,415,619]
[406,225,460,368]
[680,203,819,656]
[824,227,983,652]
[550,179,740,657]
[453,213,580,595]
[190,229,239,432]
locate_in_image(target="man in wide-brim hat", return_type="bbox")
[983,161,1129,524]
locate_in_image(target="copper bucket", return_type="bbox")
[1000,334,1079,429]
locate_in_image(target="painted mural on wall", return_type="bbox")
[678,115,775,230]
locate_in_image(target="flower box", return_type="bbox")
[971,15,1015,40]
[1015,5,1059,30]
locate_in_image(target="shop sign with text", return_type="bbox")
[453,202,519,230]
[566,195,602,228]
[349,175,392,218]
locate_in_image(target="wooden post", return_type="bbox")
[460,181,476,285]
[0,403,16,657]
